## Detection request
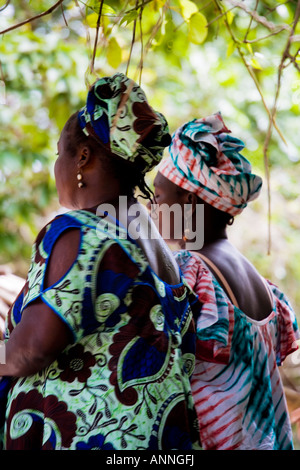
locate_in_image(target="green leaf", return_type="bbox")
[226,40,236,57]
[179,0,198,20]
[250,57,263,70]
[85,5,115,27]
[188,12,208,44]
[149,0,166,11]
[120,10,138,26]
[86,1,116,15]
[86,12,100,28]
[226,10,234,25]
[107,37,122,69]
[247,43,253,55]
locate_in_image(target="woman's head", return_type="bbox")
[77,73,171,172]
[158,112,262,218]
[152,113,263,245]
[55,73,171,209]
[55,111,114,209]
[152,171,232,246]
[151,171,191,245]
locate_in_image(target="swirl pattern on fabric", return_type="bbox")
[158,112,262,216]
[0,210,200,450]
[78,73,171,174]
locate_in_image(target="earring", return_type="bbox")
[77,171,84,188]
[183,227,190,242]
[183,208,193,242]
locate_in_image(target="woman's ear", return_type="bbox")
[77,146,91,169]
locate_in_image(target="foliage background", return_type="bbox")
[0,0,300,446]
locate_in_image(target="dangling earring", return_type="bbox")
[228,216,234,226]
[77,171,84,188]
[183,206,193,243]
[183,227,190,242]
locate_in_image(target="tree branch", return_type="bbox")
[125,0,155,14]
[134,0,170,82]
[0,0,65,35]
[287,50,300,73]
[226,0,290,32]
[90,0,104,74]
[213,0,291,254]
[206,5,236,27]
[243,0,258,42]
[214,0,285,144]
[60,2,68,28]
[262,0,300,253]
[0,0,10,13]
[243,27,290,44]
[126,0,138,76]
[138,3,144,85]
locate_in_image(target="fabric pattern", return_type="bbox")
[158,112,262,216]
[175,250,299,450]
[1,211,200,450]
[78,73,171,174]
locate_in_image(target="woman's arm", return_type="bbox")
[0,229,81,377]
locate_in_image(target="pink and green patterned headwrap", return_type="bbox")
[158,112,262,216]
[78,73,171,174]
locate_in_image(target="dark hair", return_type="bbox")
[63,112,154,200]
[210,204,234,228]
[215,209,233,228]
[196,194,234,229]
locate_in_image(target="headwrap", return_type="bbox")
[78,73,171,174]
[158,112,262,216]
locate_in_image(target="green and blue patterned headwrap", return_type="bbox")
[78,73,171,174]
[158,112,263,216]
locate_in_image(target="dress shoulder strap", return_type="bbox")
[260,275,274,307]
[190,251,239,309]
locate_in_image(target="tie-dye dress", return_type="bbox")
[0,210,200,450]
[175,250,299,450]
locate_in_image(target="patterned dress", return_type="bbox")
[175,250,299,450]
[1,210,200,450]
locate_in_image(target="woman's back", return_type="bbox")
[198,239,273,321]
[2,210,199,450]
[155,111,299,450]
[120,201,181,286]
[175,249,299,450]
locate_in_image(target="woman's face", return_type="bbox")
[54,126,78,209]
[150,172,188,244]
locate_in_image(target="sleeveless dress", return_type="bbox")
[0,210,200,450]
[175,250,299,450]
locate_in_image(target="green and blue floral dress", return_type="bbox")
[1,210,199,450]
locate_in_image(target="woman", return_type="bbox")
[0,73,200,450]
[152,112,299,450]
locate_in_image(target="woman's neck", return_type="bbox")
[80,194,137,213]
[178,229,228,252]
[203,227,228,246]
